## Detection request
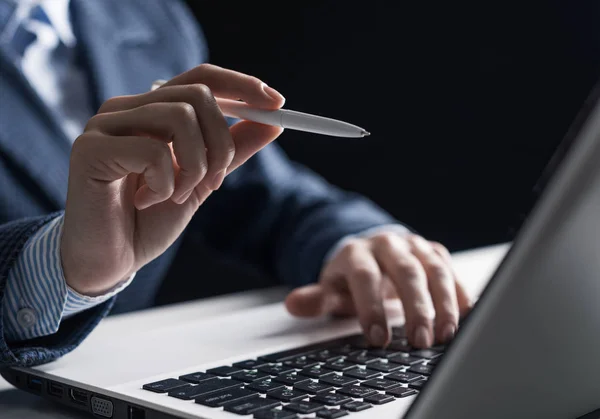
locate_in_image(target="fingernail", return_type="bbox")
[369,324,387,347]
[413,325,432,348]
[440,323,456,343]
[210,170,226,190]
[262,83,285,103]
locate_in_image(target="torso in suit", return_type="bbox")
[0,0,396,366]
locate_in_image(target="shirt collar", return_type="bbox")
[1,0,76,47]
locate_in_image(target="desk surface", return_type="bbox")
[0,243,509,418]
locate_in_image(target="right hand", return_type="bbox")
[61,64,285,295]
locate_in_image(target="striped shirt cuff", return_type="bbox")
[2,215,134,343]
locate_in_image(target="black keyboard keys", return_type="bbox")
[284,356,319,369]
[231,369,271,383]
[224,397,281,415]
[195,387,259,407]
[318,374,358,387]
[336,385,377,398]
[284,401,324,414]
[362,378,401,391]
[206,366,242,376]
[323,359,359,372]
[317,408,349,418]
[259,364,295,376]
[388,353,423,366]
[363,393,395,405]
[247,379,285,393]
[345,350,379,365]
[179,372,216,384]
[168,378,241,400]
[299,365,334,379]
[344,367,381,380]
[254,409,299,419]
[368,360,403,373]
[273,372,310,386]
[308,349,343,362]
[409,379,428,391]
[142,378,189,393]
[312,392,352,406]
[233,359,269,369]
[386,371,422,383]
[266,387,309,402]
[294,380,334,394]
[387,386,418,398]
[410,349,442,359]
[343,401,373,412]
[408,363,434,376]
[366,348,401,359]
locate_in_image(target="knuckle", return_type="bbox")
[98,95,126,113]
[351,266,378,282]
[171,102,197,121]
[426,261,450,279]
[371,233,396,248]
[83,114,105,132]
[188,83,213,100]
[393,258,421,278]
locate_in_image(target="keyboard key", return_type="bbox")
[284,401,324,414]
[168,379,241,400]
[247,379,285,393]
[294,381,334,394]
[388,353,424,366]
[224,397,281,415]
[361,378,401,391]
[284,356,319,369]
[344,367,381,380]
[266,387,309,402]
[391,326,407,338]
[387,386,418,398]
[363,393,395,405]
[428,357,440,366]
[336,385,377,398]
[206,366,242,376]
[366,348,402,359]
[312,392,352,406]
[308,349,343,362]
[254,409,299,419]
[408,379,428,390]
[299,365,335,379]
[387,339,412,352]
[231,370,271,383]
[323,359,357,372]
[367,360,403,373]
[345,351,379,364]
[408,363,434,376]
[195,387,259,407]
[142,378,189,393]
[318,374,358,387]
[179,372,216,384]
[386,371,422,383]
[317,408,349,418]
[343,401,373,412]
[233,359,270,369]
[273,372,310,386]
[259,364,295,376]
[330,344,355,356]
[410,349,442,359]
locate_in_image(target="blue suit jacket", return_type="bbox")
[0,0,396,367]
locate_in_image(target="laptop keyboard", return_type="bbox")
[142,327,443,418]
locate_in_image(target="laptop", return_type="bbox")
[3,81,600,419]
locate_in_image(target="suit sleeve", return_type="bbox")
[0,213,115,368]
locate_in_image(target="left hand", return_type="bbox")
[285,233,472,348]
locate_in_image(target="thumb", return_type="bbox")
[285,284,340,317]
[228,121,283,173]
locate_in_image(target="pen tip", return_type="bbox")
[361,130,371,137]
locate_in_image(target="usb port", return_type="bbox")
[27,376,42,394]
[70,388,88,405]
[48,382,64,398]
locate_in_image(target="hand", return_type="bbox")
[285,233,472,348]
[61,64,285,295]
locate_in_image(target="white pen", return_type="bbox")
[151,80,370,138]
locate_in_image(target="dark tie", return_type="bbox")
[9,4,51,57]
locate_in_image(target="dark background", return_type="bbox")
[159,1,600,303]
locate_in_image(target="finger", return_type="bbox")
[158,63,285,108]
[371,235,435,348]
[410,236,459,344]
[98,86,235,192]
[227,121,284,172]
[431,242,473,317]
[327,241,389,347]
[87,102,207,203]
[285,284,354,318]
[72,133,175,210]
